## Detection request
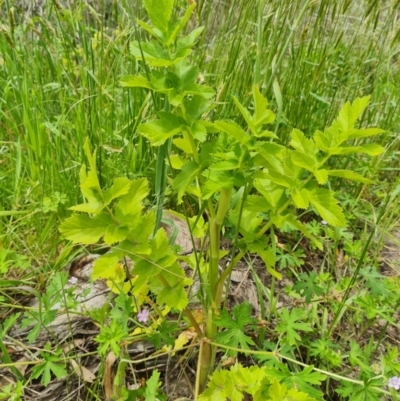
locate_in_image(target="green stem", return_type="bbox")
[198,187,232,391]
[198,310,214,392]
[214,247,246,306]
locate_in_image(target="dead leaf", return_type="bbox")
[15,356,29,376]
[70,359,95,383]
[104,351,117,400]
[221,356,236,367]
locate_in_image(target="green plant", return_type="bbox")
[58,0,388,398]
[199,363,321,401]
[30,342,68,387]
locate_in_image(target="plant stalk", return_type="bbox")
[198,187,232,390]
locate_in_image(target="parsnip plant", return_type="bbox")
[60,0,385,398]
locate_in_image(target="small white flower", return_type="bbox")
[321,220,328,225]
[389,377,400,390]
[68,276,78,285]
[137,309,150,323]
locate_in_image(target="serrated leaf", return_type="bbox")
[347,127,385,139]
[244,195,273,212]
[80,169,101,192]
[137,19,161,40]
[116,240,152,259]
[168,154,186,169]
[327,170,374,184]
[328,144,384,156]
[173,136,193,153]
[209,159,239,171]
[201,170,234,199]
[69,201,104,214]
[138,112,182,145]
[92,253,122,280]
[117,178,149,216]
[252,85,275,126]
[313,129,333,152]
[290,128,317,155]
[165,3,197,45]
[83,138,99,180]
[253,143,285,174]
[229,207,263,242]
[273,365,325,400]
[198,370,230,401]
[254,129,277,139]
[192,120,208,141]
[261,171,295,188]
[249,242,280,279]
[337,96,370,133]
[232,95,255,133]
[282,214,323,250]
[176,27,205,52]
[143,0,174,35]
[157,282,188,310]
[291,188,310,209]
[104,177,132,205]
[144,369,163,401]
[182,94,211,123]
[290,150,317,171]
[59,213,114,244]
[130,41,175,67]
[78,166,96,203]
[214,120,251,145]
[253,179,285,209]
[133,229,176,282]
[308,188,346,227]
[119,75,153,89]
[314,169,328,184]
[172,161,199,203]
[104,224,128,245]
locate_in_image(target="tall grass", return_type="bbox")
[0,0,399,264]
